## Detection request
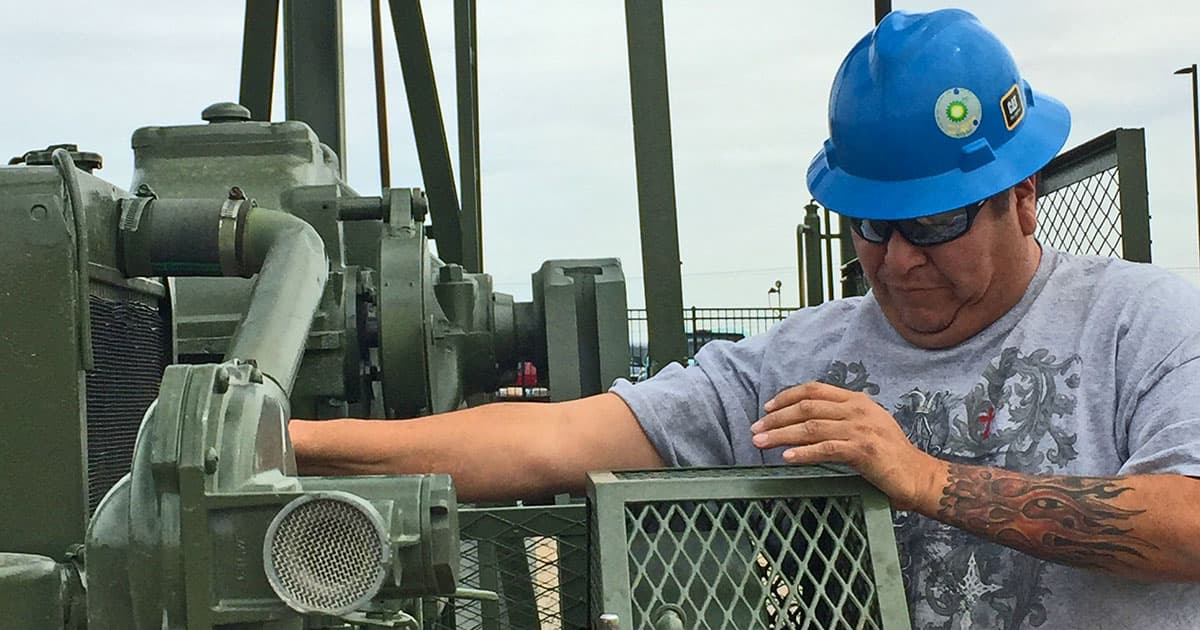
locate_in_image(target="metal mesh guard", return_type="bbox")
[264,492,390,615]
[625,496,880,629]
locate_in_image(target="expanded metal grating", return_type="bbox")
[589,467,909,630]
[1036,167,1124,257]
[624,497,877,629]
[428,505,589,629]
[1034,128,1150,262]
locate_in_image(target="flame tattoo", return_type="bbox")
[936,465,1157,570]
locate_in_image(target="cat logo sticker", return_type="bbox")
[1001,84,1025,131]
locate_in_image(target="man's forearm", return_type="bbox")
[289,402,576,502]
[288,393,663,503]
[912,461,1200,582]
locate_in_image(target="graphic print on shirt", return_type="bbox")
[822,348,1081,630]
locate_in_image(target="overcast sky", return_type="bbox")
[3,1,1199,308]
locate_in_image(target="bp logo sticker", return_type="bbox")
[934,87,981,139]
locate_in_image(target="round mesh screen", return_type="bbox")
[264,493,389,615]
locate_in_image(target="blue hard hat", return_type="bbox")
[806,9,1071,220]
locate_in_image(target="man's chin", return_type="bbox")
[896,311,955,335]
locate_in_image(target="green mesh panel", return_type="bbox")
[623,496,880,629]
[588,467,909,629]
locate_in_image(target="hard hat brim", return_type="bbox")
[806,91,1071,221]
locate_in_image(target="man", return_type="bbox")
[291,9,1200,628]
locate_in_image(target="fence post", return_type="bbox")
[689,306,698,355]
[796,223,806,307]
[803,202,824,307]
[1114,128,1152,263]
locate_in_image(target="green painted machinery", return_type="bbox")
[0,106,630,628]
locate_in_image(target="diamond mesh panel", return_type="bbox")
[429,506,588,629]
[623,496,880,630]
[266,497,387,614]
[1036,167,1124,257]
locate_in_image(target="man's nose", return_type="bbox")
[881,231,928,275]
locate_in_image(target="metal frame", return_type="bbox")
[283,0,347,178]
[1037,128,1151,262]
[238,0,280,121]
[456,0,483,273]
[624,0,688,374]
[588,466,910,629]
[388,0,466,266]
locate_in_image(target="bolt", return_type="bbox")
[204,448,220,474]
[29,205,47,221]
[213,367,230,394]
[228,186,246,201]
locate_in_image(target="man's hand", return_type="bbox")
[749,381,944,511]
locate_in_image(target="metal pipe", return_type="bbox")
[123,196,328,394]
[1175,64,1200,264]
[823,206,835,299]
[371,0,392,188]
[51,148,94,371]
[796,223,806,307]
[228,208,328,393]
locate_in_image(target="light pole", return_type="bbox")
[1176,64,1200,263]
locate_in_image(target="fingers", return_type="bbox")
[752,419,854,450]
[764,381,853,412]
[752,399,848,433]
[780,441,857,465]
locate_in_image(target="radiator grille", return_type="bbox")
[85,294,168,513]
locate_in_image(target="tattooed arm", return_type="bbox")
[922,463,1200,581]
[751,382,1200,582]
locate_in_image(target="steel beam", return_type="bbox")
[388,0,464,266]
[283,0,346,178]
[1114,128,1152,263]
[455,0,483,272]
[874,0,892,23]
[239,0,280,121]
[624,0,687,373]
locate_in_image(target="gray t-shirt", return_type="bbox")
[612,247,1200,629]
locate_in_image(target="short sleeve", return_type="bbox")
[609,332,770,467]
[1119,333,1200,477]
[1113,269,1200,477]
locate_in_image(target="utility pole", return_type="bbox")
[1176,64,1200,265]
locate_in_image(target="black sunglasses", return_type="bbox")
[847,199,987,247]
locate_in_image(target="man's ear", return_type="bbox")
[1014,174,1038,236]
